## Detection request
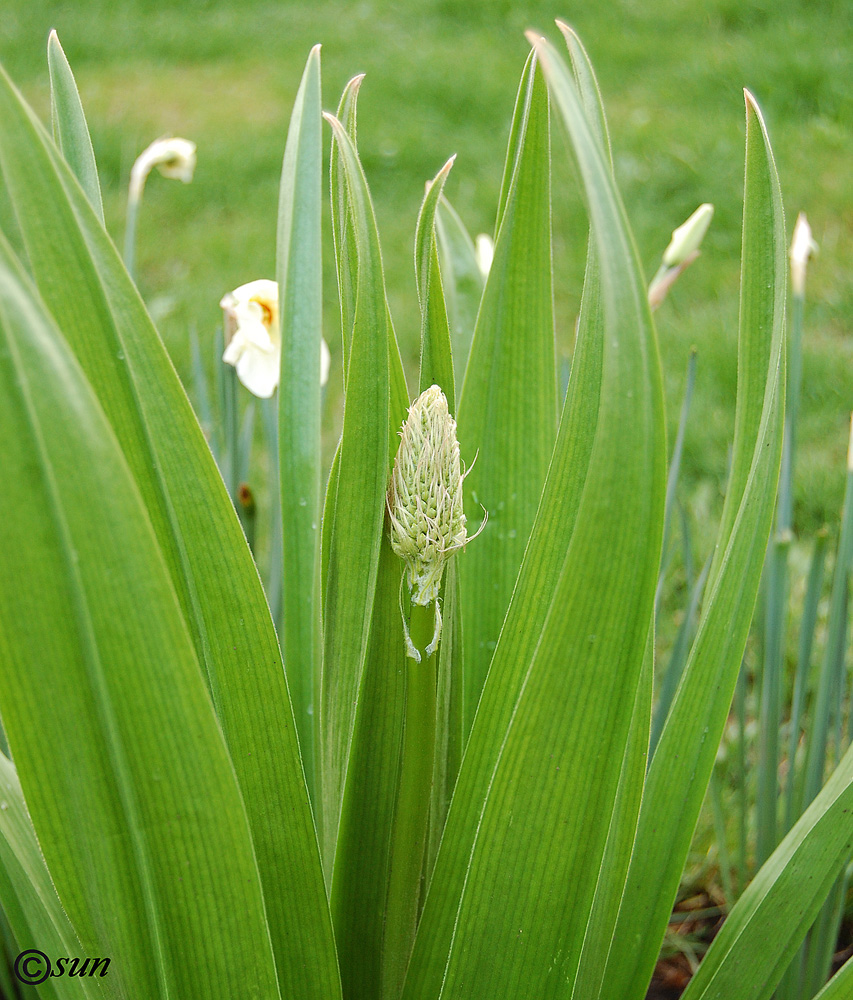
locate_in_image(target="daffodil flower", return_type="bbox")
[129,137,197,202]
[220,279,331,399]
[124,136,197,278]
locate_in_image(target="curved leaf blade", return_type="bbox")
[47,31,103,223]
[681,742,853,1000]
[457,51,557,732]
[0,62,339,999]
[276,44,324,800]
[0,754,107,1000]
[403,34,665,999]
[600,91,787,1000]
[0,244,280,1000]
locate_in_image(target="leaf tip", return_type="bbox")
[347,72,366,97]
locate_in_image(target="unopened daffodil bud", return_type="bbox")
[389,385,469,606]
[129,137,197,202]
[474,233,495,277]
[790,212,818,297]
[662,203,714,268]
[220,279,331,399]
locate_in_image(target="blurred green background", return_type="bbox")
[2,0,852,544]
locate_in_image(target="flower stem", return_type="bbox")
[382,600,437,1000]
[124,189,140,281]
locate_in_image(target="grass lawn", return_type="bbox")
[3,0,851,536]
[2,0,853,956]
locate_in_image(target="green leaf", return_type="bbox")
[810,952,853,1000]
[330,74,364,377]
[456,51,557,732]
[0,241,280,1000]
[416,155,456,406]
[330,538,407,1000]
[324,102,413,1000]
[403,34,665,997]
[47,31,104,224]
[0,64,339,999]
[600,90,787,1000]
[681,742,853,1000]
[0,753,106,1000]
[435,195,484,376]
[319,112,407,866]
[276,44,324,800]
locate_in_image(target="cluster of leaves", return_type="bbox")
[0,20,851,1000]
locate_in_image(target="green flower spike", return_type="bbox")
[388,384,482,661]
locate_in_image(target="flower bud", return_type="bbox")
[129,137,197,201]
[475,233,495,277]
[662,203,714,268]
[388,385,467,606]
[790,212,817,297]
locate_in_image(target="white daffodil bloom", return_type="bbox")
[129,137,197,202]
[790,212,818,297]
[220,279,331,399]
[474,233,495,277]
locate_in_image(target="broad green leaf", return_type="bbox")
[0,243,280,1000]
[330,539,407,1000]
[319,113,408,866]
[457,51,557,732]
[601,91,786,1000]
[572,629,653,998]
[549,31,649,994]
[0,64,339,999]
[435,195,484,375]
[0,753,107,1000]
[47,31,103,223]
[681,741,853,1000]
[324,105,412,1000]
[416,155,456,405]
[277,44,323,799]
[403,35,665,998]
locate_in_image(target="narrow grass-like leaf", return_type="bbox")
[435,196,484,375]
[680,741,853,1000]
[784,529,829,832]
[330,74,364,377]
[810,952,853,999]
[47,31,103,223]
[0,754,106,1000]
[803,443,853,811]
[416,155,456,404]
[457,51,557,732]
[277,44,323,799]
[0,65,339,998]
[415,157,463,883]
[601,91,786,1000]
[0,245,281,1000]
[403,34,665,998]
